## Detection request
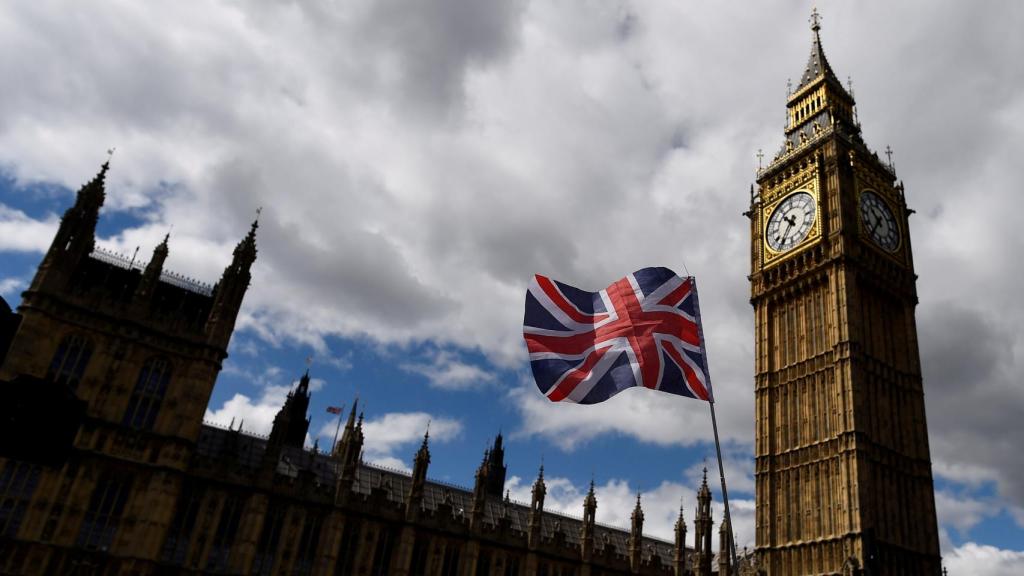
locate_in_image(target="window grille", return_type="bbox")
[46,334,93,390]
[123,357,172,430]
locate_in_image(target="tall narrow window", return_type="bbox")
[46,334,93,390]
[370,526,396,576]
[76,472,132,550]
[334,518,362,576]
[252,500,286,576]
[0,461,42,538]
[440,542,461,576]
[410,535,430,576]
[504,555,521,576]
[293,510,324,576]
[475,550,492,576]
[40,462,79,542]
[123,357,172,430]
[160,480,204,565]
[205,494,247,573]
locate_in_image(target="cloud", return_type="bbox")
[934,490,999,538]
[316,411,463,471]
[0,205,57,252]
[0,276,24,297]
[505,473,755,551]
[400,349,497,390]
[204,371,324,436]
[943,543,1024,576]
[511,379,750,450]
[920,303,1024,518]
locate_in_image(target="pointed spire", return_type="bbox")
[407,424,431,519]
[531,462,547,514]
[674,496,688,572]
[580,478,597,561]
[583,478,597,521]
[791,7,846,97]
[695,466,714,576]
[483,432,508,498]
[719,513,733,576]
[413,425,430,468]
[629,491,644,572]
[206,214,260,344]
[533,463,546,494]
[75,158,110,211]
[136,231,170,303]
[232,214,259,269]
[411,424,428,469]
[631,491,645,529]
[265,369,312,456]
[346,397,359,430]
[335,395,364,489]
[155,232,170,255]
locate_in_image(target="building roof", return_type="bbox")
[194,422,677,563]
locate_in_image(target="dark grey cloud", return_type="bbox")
[920,302,1024,501]
[358,0,527,117]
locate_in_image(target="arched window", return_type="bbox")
[122,357,172,430]
[46,334,93,390]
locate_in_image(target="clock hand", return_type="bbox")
[779,218,794,245]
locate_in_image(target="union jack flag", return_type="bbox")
[523,267,712,404]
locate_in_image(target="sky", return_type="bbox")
[1,1,1023,572]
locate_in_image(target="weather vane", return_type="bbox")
[756,149,764,170]
[809,6,822,31]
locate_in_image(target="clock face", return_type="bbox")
[765,191,817,253]
[860,190,900,252]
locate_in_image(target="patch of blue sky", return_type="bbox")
[0,172,69,219]
[933,475,1024,551]
[214,327,731,498]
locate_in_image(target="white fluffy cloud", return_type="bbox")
[505,473,755,551]
[0,276,24,297]
[400,349,497,390]
[316,411,463,472]
[944,543,1024,576]
[0,204,58,252]
[204,370,324,437]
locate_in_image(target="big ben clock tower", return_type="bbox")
[749,10,941,574]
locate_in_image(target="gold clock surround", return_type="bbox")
[761,181,821,267]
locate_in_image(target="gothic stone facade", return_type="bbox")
[747,14,941,575]
[0,163,750,575]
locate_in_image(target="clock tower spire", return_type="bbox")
[749,9,941,574]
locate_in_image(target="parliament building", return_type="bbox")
[0,155,751,576]
[0,10,940,576]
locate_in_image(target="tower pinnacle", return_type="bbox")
[810,6,821,34]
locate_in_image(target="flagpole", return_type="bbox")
[709,399,739,569]
[331,404,345,455]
